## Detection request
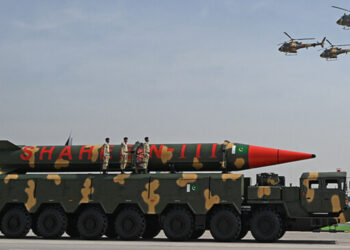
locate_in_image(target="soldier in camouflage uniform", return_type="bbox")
[102,138,110,174]
[120,137,128,173]
[143,137,150,173]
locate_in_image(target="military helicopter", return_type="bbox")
[278,32,326,55]
[332,6,350,29]
[320,39,350,60]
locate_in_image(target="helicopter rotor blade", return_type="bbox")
[283,32,293,40]
[326,39,334,47]
[294,38,315,41]
[332,6,350,12]
[334,44,350,47]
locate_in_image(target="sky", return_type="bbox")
[0,0,349,183]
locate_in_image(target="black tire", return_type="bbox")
[0,206,31,238]
[115,207,145,240]
[191,229,205,240]
[209,207,241,242]
[36,207,67,239]
[278,221,286,239]
[250,209,282,242]
[142,216,161,239]
[163,207,194,241]
[77,207,107,240]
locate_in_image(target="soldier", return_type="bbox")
[102,138,110,174]
[120,137,128,173]
[143,137,150,173]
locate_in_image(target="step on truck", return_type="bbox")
[0,171,348,242]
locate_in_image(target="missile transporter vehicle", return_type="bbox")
[0,171,348,242]
[0,140,348,242]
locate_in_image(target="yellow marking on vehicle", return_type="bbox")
[192,157,203,170]
[4,174,19,184]
[204,189,220,210]
[176,173,198,187]
[258,186,271,198]
[141,179,160,214]
[47,174,61,185]
[54,159,69,169]
[222,174,242,182]
[303,172,318,203]
[22,146,40,168]
[86,145,102,162]
[335,212,347,224]
[79,178,94,204]
[267,178,278,185]
[25,180,36,211]
[234,158,245,169]
[161,146,173,164]
[113,174,131,185]
[331,195,341,213]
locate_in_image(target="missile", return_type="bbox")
[0,140,315,174]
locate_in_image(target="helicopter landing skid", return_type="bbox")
[326,58,337,61]
[285,53,297,56]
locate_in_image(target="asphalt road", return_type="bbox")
[0,231,350,250]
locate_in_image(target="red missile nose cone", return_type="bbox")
[248,145,315,168]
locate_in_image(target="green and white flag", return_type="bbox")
[186,183,198,192]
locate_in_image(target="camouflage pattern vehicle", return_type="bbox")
[0,140,315,173]
[320,39,350,60]
[278,32,325,55]
[0,171,348,242]
[332,6,350,29]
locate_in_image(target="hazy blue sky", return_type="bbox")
[1,0,349,183]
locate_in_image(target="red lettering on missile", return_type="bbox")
[21,147,34,161]
[210,144,217,158]
[179,144,187,159]
[150,145,162,159]
[39,146,55,160]
[79,146,94,160]
[58,146,72,160]
[196,144,202,158]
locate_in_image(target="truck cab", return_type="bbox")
[300,172,347,214]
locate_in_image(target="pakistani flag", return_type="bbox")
[186,183,198,192]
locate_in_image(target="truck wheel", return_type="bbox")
[142,216,161,239]
[163,207,194,241]
[251,209,282,242]
[278,221,286,240]
[191,229,205,240]
[0,206,31,238]
[115,207,145,240]
[77,207,107,240]
[36,207,67,239]
[209,208,241,241]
